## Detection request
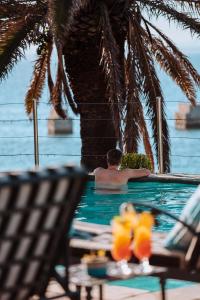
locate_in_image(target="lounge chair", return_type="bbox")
[0,165,87,300]
[70,185,200,300]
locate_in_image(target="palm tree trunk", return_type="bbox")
[80,103,117,171]
[63,21,117,171]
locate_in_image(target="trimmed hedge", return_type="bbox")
[120,153,152,171]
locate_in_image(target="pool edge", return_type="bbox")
[88,174,200,185]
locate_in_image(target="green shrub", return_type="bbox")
[120,153,152,171]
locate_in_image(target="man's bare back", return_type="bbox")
[94,149,151,190]
[94,166,150,189]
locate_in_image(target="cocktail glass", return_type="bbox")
[108,217,134,277]
[132,225,153,274]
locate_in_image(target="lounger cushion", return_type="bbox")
[164,185,200,251]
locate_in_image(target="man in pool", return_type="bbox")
[93,149,151,190]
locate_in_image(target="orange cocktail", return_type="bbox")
[110,215,135,276]
[133,226,151,260]
[132,211,154,274]
[111,216,132,261]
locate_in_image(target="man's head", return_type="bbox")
[107,149,122,166]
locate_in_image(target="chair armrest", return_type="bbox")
[130,201,198,236]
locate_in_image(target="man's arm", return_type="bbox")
[125,168,151,179]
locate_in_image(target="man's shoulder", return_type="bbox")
[93,167,105,175]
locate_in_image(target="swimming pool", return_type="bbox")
[76,181,198,232]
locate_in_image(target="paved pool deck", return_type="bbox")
[45,280,200,300]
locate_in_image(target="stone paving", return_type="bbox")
[44,280,200,300]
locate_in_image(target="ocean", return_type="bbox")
[0,49,200,174]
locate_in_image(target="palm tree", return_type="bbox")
[1,0,200,172]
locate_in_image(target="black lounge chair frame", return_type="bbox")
[0,166,87,300]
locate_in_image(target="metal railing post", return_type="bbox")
[33,99,39,167]
[156,96,164,174]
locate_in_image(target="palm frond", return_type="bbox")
[99,1,123,145]
[125,23,154,169]
[0,4,11,18]
[142,18,200,87]
[141,0,200,36]
[139,113,155,171]
[147,36,196,105]
[124,51,140,153]
[50,63,67,119]
[0,16,41,80]
[25,42,49,115]
[48,0,90,45]
[161,0,200,14]
[47,37,54,94]
[124,29,141,153]
[0,2,35,19]
[128,14,170,172]
[57,46,79,115]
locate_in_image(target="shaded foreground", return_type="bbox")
[44,279,200,300]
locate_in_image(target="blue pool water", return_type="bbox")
[76,181,197,232]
